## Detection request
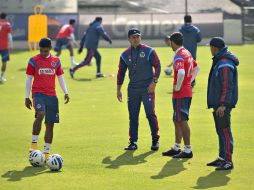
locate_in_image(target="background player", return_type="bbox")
[69,17,112,78]
[25,38,69,160]
[178,15,202,87]
[0,12,13,83]
[54,19,78,68]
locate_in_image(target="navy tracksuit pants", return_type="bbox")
[213,108,234,162]
[73,48,101,73]
[127,87,159,143]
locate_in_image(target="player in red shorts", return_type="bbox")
[0,12,13,83]
[25,38,70,160]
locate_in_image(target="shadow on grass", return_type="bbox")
[18,68,27,72]
[102,150,155,169]
[1,166,50,181]
[151,158,188,179]
[192,170,231,189]
[73,78,92,82]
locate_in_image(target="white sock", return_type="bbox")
[32,135,38,143]
[71,56,75,64]
[0,72,4,78]
[172,143,181,151]
[183,145,192,153]
[218,156,224,161]
[44,143,52,153]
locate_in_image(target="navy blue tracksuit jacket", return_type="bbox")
[207,47,239,162]
[117,44,161,142]
[179,24,202,60]
[75,21,111,73]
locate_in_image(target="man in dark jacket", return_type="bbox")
[179,15,202,87]
[207,37,239,170]
[69,17,112,78]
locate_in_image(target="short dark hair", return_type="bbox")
[39,38,52,48]
[69,19,76,25]
[95,17,102,22]
[170,32,183,46]
[184,15,192,23]
[0,12,7,19]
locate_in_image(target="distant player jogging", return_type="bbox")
[25,38,70,160]
[69,17,112,78]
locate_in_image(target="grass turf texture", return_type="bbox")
[0,45,253,189]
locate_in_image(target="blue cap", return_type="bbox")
[128,28,141,37]
[209,37,225,48]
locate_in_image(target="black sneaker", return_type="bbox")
[173,151,193,159]
[216,161,233,170]
[207,158,224,167]
[124,142,138,150]
[151,141,159,151]
[162,148,181,156]
[96,73,105,78]
[69,69,74,78]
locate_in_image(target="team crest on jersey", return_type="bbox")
[139,52,145,58]
[51,61,56,67]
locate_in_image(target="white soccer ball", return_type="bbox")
[164,66,173,75]
[46,154,64,171]
[29,150,45,167]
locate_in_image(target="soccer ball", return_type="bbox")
[29,150,45,167]
[46,154,64,171]
[164,66,173,75]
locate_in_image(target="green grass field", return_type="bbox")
[0,44,253,190]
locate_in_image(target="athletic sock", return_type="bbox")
[0,72,5,78]
[172,143,181,151]
[183,145,192,153]
[32,135,38,143]
[71,56,75,64]
[44,143,52,154]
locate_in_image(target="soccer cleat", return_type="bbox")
[124,142,138,150]
[173,151,193,159]
[151,141,159,151]
[207,158,224,167]
[29,143,37,153]
[96,73,105,78]
[69,68,74,78]
[0,77,7,83]
[162,148,181,156]
[216,161,234,170]
[43,152,50,162]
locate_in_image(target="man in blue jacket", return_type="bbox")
[117,28,161,151]
[207,37,239,170]
[179,15,202,87]
[69,17,112,78]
